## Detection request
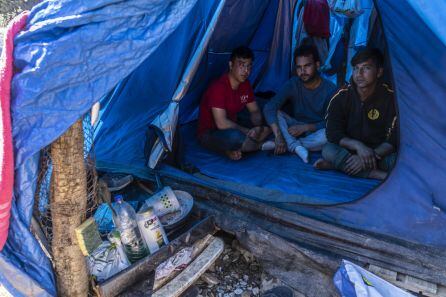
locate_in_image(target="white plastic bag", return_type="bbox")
[330,0,363,18]
[334,260,414,297]
[155,247,193,280]
[87,241,130,282]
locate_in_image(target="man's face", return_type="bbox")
[295,55,319,83]
[229,57,253,83]
[352,59,383,88]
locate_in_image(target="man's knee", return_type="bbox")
[379,153,397,172]
[322,143,340,162]
[302,129,327,151]
[322,142,350,169]
[223,129,246,150]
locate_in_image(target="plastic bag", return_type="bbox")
[334,260,414,297]
[155,247,193,280]
[330,0,363,18]
[87,240,130,282]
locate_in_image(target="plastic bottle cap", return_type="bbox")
[114,194,124,202]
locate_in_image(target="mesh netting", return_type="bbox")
[33,114,99,252]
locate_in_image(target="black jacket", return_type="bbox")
[326,83,397,149]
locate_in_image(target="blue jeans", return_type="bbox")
[277,111,327,152]
[199,129,246,154]
[322,142,396,178]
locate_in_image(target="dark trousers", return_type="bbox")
[322,142,396,178]
[199,129,247,154]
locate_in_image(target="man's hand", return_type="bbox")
[247,126,264,141]
[355,143,376,169]
[344,155,364,175]
[247,127,258,139]
[287,124,308,137]
[274,134,287,155]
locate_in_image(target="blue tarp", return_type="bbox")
[3,0,446,295]
[181,122,379,205]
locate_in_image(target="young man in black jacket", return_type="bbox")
[314,48,397,180]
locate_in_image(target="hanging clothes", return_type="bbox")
[330,0,364,18]
[345,0,376,81]
[303,0,330,38]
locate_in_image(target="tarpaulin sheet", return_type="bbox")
[0,12,28,251]
[4,0,446,294]
[5,0,220,295]
[181,123,378,205]
[294,0,446,245]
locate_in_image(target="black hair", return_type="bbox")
[230,46,254,61]
[293,44,320,64]
[351,48,384,68]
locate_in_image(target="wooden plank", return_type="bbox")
[239,227,338,297]
[158,173,446,287]
[152,236,224,297]
[97,216,215,297]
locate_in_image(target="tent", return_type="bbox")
[1,0,445,295]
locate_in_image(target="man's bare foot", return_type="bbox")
[313,158,334,170]
[226,150,242,160]
[368,169,387,180]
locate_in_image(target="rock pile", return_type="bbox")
[194,239,263,297]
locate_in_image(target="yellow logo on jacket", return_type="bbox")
[368,109,380,120]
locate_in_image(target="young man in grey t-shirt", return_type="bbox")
[263,45,337,162]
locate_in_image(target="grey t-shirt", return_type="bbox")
[264,76,337,130]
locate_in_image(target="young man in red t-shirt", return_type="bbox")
[197,47,273,160]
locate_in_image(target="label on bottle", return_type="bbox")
[137,209,168,254]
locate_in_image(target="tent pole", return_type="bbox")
[50,118,89,297]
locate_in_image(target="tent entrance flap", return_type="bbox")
[148,0,227,169]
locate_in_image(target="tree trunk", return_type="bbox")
[51,119,89,297]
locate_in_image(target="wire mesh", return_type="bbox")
[33,114,99,252]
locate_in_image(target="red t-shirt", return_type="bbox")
[198,74,254,136]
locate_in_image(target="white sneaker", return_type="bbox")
[294,146,309,163]
[261,140,276,151]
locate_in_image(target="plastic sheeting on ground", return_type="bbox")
[181,123,378,205]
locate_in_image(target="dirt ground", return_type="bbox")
[190,234,300,297]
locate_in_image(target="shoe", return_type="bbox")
[261,140,276,151]
[262,286,294,297]
[294,146,309,163]
[100,173,133,192]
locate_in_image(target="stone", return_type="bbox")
[201,273,220,286]
[252,288,260,295]
[260,272,284,293]
[208,263,216,272]
[241,291,251,297]
[243,275,249,282]
[232,251,241,262]
[234,288,243,295]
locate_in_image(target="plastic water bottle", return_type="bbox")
[112,195,148,263]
